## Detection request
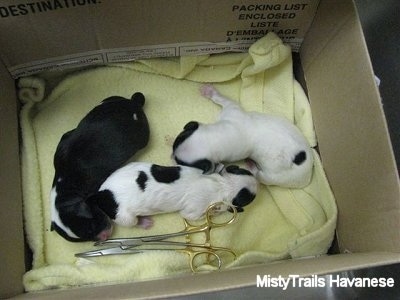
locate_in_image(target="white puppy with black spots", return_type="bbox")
[87,162,258,228]
[172,85,313,188]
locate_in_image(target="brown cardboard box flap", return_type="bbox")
[301,0,400,253]
[0,0,320,77]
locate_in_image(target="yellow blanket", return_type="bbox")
[19,33,337,291]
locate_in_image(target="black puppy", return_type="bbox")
[50,93,150,242]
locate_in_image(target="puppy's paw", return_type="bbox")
[200,84,217,98]
[115,212,138,227]
[137,216,154,229]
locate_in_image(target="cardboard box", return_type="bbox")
[1,0,399,298]
[0,0,320,77]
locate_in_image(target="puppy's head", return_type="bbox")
[173,121,215,174]
[51,190,113,242]
[221,165,258,212]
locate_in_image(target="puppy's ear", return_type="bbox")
[131,92,145,107]
[183,121,199,131]
[174,157,214,174]
[76,202,93,219]
[194,159,214,174]
[226,165,253,176]
[86,190,118,220]
[232,188,256,210]
[226,165,239,173]
[172,121,200,151]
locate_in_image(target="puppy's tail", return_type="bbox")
[131,92,145,107]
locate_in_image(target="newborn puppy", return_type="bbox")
[172,85,313,188]
[86,162,258,227]
[50,93,150,242]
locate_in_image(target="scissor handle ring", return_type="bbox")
[205,202,238,228]
[188,250,222,272]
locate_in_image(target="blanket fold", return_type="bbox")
[19,33,337,291]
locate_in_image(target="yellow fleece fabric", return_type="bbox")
[19,33,337,291]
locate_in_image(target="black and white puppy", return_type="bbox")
[86,162,258,227]
[50,93,150,242]
[172,85,313,188]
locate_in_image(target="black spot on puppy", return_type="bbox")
[293,151,306,165]
[136,171,148,191]
[172,121,199,151]
[174,157,214,174]
[183,121,199,131]
[192,159,214,174]
[225,165,253,176]
[151,164,181,184]
[232,188,256,211]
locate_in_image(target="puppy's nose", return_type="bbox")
[96,227,113,241]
